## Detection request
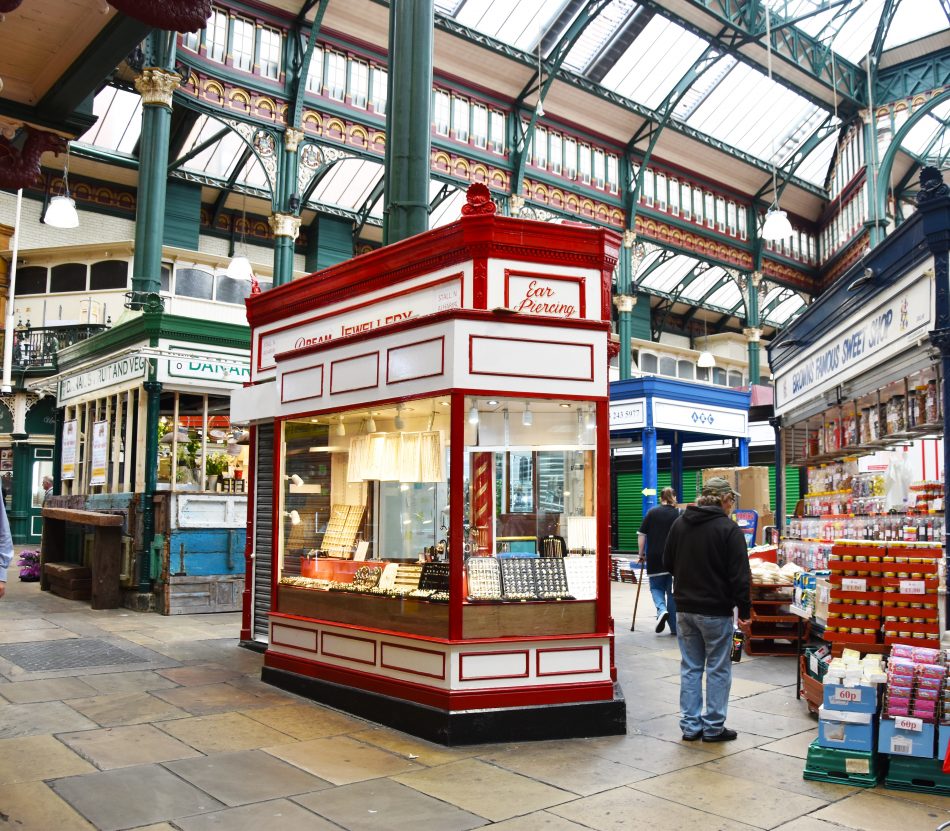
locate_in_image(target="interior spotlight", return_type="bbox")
[366,412,376,432]
[468,404,479,425]
[285,473,304,487]
[394,404,405,430]
[334,416,346,437]
[522,402,533,427]
[284,510,301,526]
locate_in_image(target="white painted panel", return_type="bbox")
[380,643,446,679]
[537,647,602,676]
[174,495,248,529]
[653,398,748,438]
[387,338,444,384]
[322,632,376,664]
[231,381,277,422]
[272,624,317,652]
[610,399,646,429]
[470,337,593,382]
[459,650,528,680]
[330,353,379,394]
[282,365,324,403]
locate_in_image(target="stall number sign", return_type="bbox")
[832,687,863,705]
[899,580,926,595]
[841,578,867,592]
[61,419,78,480]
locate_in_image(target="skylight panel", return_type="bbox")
[561,0,638,74]
[450,0,571,51]
[679,265,726,302]
[308,158,384,211]
[79,86,142,155]
[638,254,697,294]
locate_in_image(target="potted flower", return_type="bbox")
[205,452,228,490]
[17,550,41,582]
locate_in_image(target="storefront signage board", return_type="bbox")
[774,274,933,416]
[159,343,251,388]
[504,272,584,318]
[90,421,108,485]
[609,400,646,430]
[62,419,78,480]
[653,397,748,438]
[58,354,149,406]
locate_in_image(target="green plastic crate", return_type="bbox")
[803,740,883,788]
[884,755,950,796]
[803,646,830,682]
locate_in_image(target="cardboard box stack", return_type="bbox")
[878,644,944,758]
[817,649,886,753]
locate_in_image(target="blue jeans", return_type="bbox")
[675,612,734,737]
[648,574,676,633]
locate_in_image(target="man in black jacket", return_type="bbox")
[663,476,751,742]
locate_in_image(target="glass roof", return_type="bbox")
[79,85,142,155]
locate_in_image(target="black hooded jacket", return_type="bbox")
[662,504,751,619]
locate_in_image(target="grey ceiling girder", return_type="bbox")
[168,126,230,172]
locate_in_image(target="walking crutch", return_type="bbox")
[630,559,644,631]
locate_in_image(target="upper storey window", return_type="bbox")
[207,10,228,63]
[349,61,369,109]
[489,110,505,154]
[259,27,282,79]
[434,91,450,136]
[232,17,255,72]
[306,46,325,93]
[326,53,346,101]
[371,67,387,113]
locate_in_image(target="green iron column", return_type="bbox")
[271,128,303,286]
[139,380,162,594]
[615,230,637,380]
[744,271,762,384]
[384,0,434,244]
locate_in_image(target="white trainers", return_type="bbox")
[655,611,668,633]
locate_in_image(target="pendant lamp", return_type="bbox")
[759,6,793,243]
[44,143,79,229]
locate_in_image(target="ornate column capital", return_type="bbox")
[284,128,304,153]
[622,229,636,249]
[751,270,763,287]
[614,294,636,313]
[134,68,181,108]
[509,194,524,216]
[269,212,301,240]
[743,326,762,343]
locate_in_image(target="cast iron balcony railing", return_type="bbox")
[0,323,109,372]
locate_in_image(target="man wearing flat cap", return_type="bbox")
[663,476,751,743]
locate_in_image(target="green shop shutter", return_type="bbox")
[163,180,201,250]
[616,473,642,552]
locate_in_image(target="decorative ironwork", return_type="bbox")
[222,119,278,192]
[0,127,66,190]
[297,141,354,194]
[134,68,181,108]
[461,183,496,215]
[268,213,301,239]
[0,324,107,372]
[107,0,212,33]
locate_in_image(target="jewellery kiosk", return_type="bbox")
[232,186,626,744]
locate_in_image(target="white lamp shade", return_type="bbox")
[44,195,79,229]
[226,255,253,280]
[697,350,717,368]
[761,208,793,241]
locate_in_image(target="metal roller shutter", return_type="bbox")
[253,422,274,642]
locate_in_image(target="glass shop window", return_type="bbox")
[712,367,727,385]
[174,267,214,300]
[452,97,470,143]
[50,263,87,293]
[704,193,715,228]
[434,90,451,135]
[564,137,577,179]
[669,177,679,215]
[640,352,658,374]
[306,46,325,93]
[681,182,692,219]
[472,104,488,149]
[549,132,562,174]
[728,370,743,387]
[371,67,387,113]
[89,260,128,291]
[659,356,676,377]
[656,172,667,210]
[326,52,346,101]
[696,366,710,382]
[259,27,282,79]
[489,110,505,153]
[207,10,228,63]
[349,60,369,109]
[738,206,748,240]
[232,17,255,73]
[693,186,704,223]
[716,196,726,232]
[14,267,47,295]
[160,263,172,293]
[533,127,547,168]
[181,29,200,52]
[215,274,252,305]
[677,360,694,380]
[726,201,737,235]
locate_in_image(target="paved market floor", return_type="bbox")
[0,565,948,831]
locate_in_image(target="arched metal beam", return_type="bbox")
[353,174,386,242]
[210,145,254,230]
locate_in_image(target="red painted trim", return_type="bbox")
[270,419,283,615]
[320,630,378,666]
[281,364,324,404]
[385,336,446,386]
[469,335,596,382]
[449,391,465,641]
[596,397,611,635]
[329,351,380,395]
[503,269,587,319]
[380,642,447,680]
[264,650,614,710]
[272,622,319,653]
[458,650,530,681]
[240,424,258,642]
[535,645,604,677]
[257,274,462,373]
[472,257,488,309]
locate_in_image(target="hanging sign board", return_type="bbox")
[90,421,109,486]
[58,354,149,406]
[158,343,251,389]
[62,419,78,480]
[503,272,584,318]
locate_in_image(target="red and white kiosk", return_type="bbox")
[232,186,626,743]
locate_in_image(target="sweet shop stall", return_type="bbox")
[769,170,950,788]
[231,187,626,744]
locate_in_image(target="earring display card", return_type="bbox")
[466,557,502,600]
[500,557,538,600]
[393,564,423,593]
[534,558,572,599]
[563,555,597,600]
[419,562,450,592]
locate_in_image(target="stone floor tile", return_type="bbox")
[294,777,487,830]
[77,670,179,695]
[0,675,99,703]
[172,798,339,831]
[731,686,817,717]
[349,726,481,766]
[58,723,204,770]
[243,703,369,740]
[878,784,950,811]
[266,735,423,785]
[483,813,593,830]
[50,764,224,831]
[631,767,830,829]
[150,682,276,715]
[0,735,95,783]
[0,700,98,738]
[0,780,97,830]
[759,730,819,759]
[771,819,857,831]
[158,712,295,754]
[393,758,574,822]
[700,747,858,801]
[165,749,331,806]
[1,617,61,631]
[811,790,950,831]
[718,706,820,740]
[0,628,78,644]
[582,732,718,773]
[126,824,179,831]
[67,691,189,727]
[550,785,761,831]
[635,713,773,754]
[481,743,654,795]
[156,663,243,686]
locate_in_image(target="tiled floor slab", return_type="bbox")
[717,705,820,740]
[393,758,575,822]
[348,726,481,767]
[294,777,487,831]
[241,702,368,740]
[631,767,830,829]
[50,764,224,831]
[58,723,204,770]
[172,798,340,831]
[0,617,62,631]
[731,686,818,717]
[157,712,295,754]
[0,700,98,738]
[581,732,720,773]
[771,819,857,831]
[0,780,97,830]
[0,675,99,703]
[165,749,332,806]
[266,735,423,785]
[66,690,190,727]
[0,628,79,645]
[811,790,950,831]
[156,664,244,686]
[635,713,774,754]
[759,730,819,759]
[484,813,593,830]
[0,735,95,783]
[150,682,279,715]
[76,670,179,695]
[549,784,762,831]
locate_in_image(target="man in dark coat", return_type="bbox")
[638,486,679,634]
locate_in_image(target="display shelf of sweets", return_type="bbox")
[908,480,945,518]
[880,542,943,647]
[822,541,886,646]
[879,644,945,758]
